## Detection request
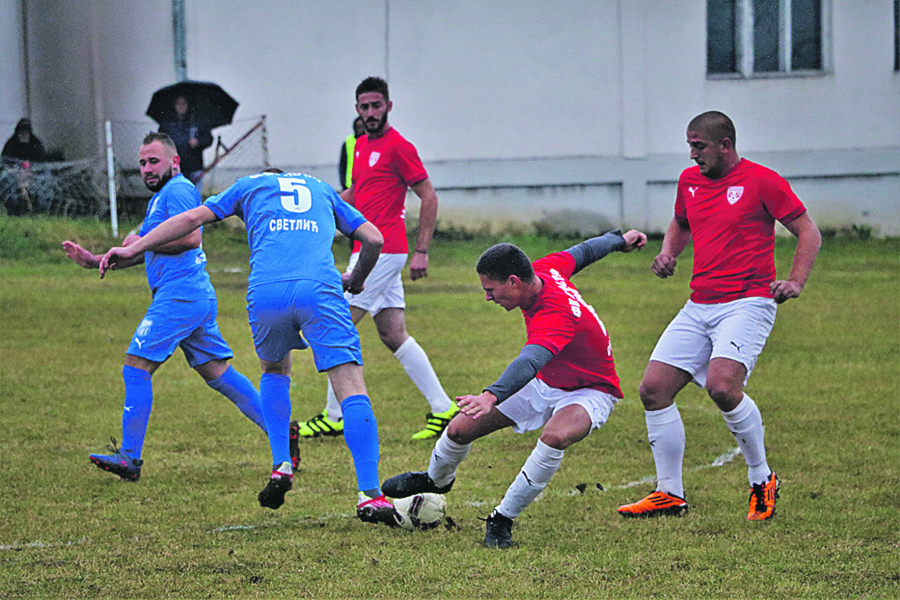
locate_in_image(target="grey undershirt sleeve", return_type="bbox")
[565,230,626,276]
[484,344,555,403]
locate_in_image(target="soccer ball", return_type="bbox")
[393,493,446,531]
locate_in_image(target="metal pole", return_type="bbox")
[261,115,270,168]
[173,0,187,81]
[384,0,390,80]
[21,0,31,118]
[105,120,118,238]
[89,0,107,158]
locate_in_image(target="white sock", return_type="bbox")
[646,404,686,498]
[394,337,452,414]
[428,430,470,487]
[722,394,771,485]
[497,440,564,519]
[323,379,342,421]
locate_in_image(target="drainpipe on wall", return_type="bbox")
[173,0,187,81]
[20,0,31,118]
[89,0,106,159]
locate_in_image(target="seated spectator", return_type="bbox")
[1,119,50,215]
[2,119,47,166]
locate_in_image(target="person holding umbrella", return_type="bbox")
[158,96,213,184]
[147,81,239,185]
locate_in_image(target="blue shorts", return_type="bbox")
[247,280,363,370]
[127,295,233,367]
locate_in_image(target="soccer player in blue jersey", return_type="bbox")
[98,169,400,525]
[62,132,266,482]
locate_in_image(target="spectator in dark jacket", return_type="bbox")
[158,96,212,184]
[2,119,47,165]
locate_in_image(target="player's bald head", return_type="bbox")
[688,111,736,147]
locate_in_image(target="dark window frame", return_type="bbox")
[707,0,831,78]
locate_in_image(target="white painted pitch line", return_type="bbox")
[607,446,743,491]
[0,537,88,551]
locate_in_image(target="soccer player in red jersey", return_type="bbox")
[618,111,821,521]
[293,77,458,442]
[382,229,648,548]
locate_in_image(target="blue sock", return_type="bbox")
[259,373,292,467]
[121,365,153,460]
[206,365,266,433]
[341,394,381,494]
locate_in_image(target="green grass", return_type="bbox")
[1,216,897,599]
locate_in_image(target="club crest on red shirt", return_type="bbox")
[727,186,744,205]
[368,151,381,167]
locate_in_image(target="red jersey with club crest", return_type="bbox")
[523,252,622,398]
[675,159,807,304]
[351,128,428,254]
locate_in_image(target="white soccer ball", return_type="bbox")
[393,493,446,531]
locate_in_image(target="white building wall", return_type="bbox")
[12,0,900,234]
[0,0,27,128]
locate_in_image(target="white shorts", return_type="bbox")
[343,252,407,316]
[649,297,777,388]
[497,378,617,434]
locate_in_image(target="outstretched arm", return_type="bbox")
[119,227,201,257]
[62,240,144,270]
[408,178,439,281]
[770,212,821,303]
[652,217,692,279]
[566,229,647,275]
[99,206,217,277]
[343,221,384,294]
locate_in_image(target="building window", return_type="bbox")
[708,0,827,76]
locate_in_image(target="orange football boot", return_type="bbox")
[618,490,688,518]
[747,472,779,521]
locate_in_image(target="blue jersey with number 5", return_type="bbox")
[203,172,367,290]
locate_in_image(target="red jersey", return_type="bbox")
[351,128,428,254]
[675,159,807,304]
[523,252,622,398]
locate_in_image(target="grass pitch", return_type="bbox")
[0,216,897,599]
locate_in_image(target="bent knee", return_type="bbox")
[538,431,575,450]
[381,332,406,353]
[706,384,744,411]
[446,420,474,445]
[639,381,674,411]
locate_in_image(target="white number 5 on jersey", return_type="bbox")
[279,178,312,213]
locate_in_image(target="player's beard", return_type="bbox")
[364,113,388,136]
[143,166,174,193]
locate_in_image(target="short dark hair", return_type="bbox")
[476,243,535,283]
[688,111,736,146]
[356,76,389,101]
[142,131,177,153]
